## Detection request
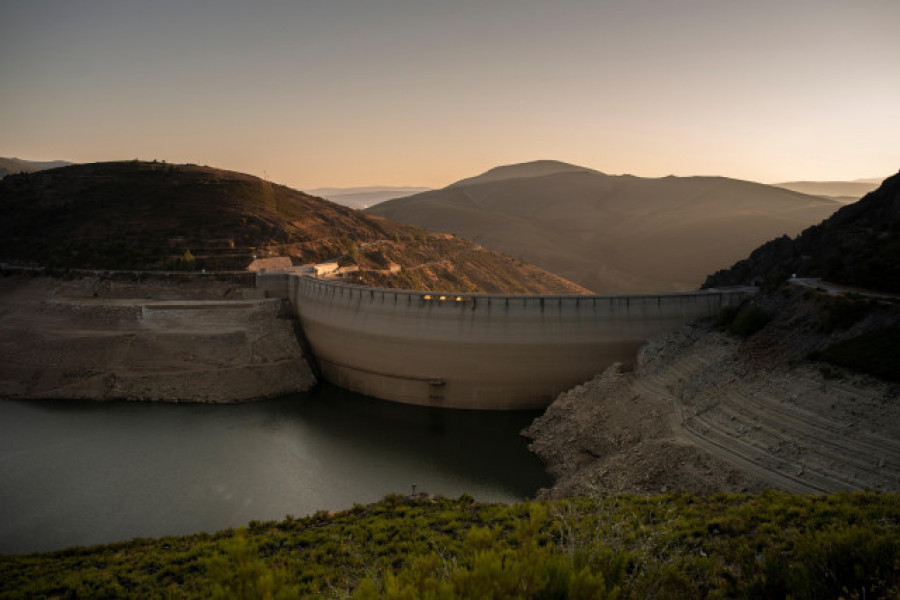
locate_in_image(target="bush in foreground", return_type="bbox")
[1,492,898,599]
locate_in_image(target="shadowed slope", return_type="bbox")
[705,171,900,293]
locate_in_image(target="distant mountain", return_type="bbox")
[705,172,900,293]
[0,161,585,294]
[368,161,842,293]
[0,157,72,178]
[309,186,432,210]
[772,179,882,203]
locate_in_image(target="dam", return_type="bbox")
[259,272,754,410]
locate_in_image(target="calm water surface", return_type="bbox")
[0,384,550,554]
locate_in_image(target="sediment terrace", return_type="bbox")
[526,325,900,495]
[0,276,315,402]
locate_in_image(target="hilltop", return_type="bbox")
[368,161,841,293]
[0,161,586,294]
[446,159,599,188]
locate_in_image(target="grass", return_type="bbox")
[1,492,898,599]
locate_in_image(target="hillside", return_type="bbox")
[368,161,842,293]
[2,493,897,598]
[527,170,900,500]
[0,161,586,294]
[705,171,900,293]
[0,157,72,178]
[347,236,589,294]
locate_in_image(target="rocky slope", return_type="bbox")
[705,171,900,293]
[524,285,900,496]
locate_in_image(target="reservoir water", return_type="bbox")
[0,384,550,555]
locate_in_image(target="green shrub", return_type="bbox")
[728,306,771,337]
[205,530,299,599]
[714,305,741,330]
[3,493,900,599]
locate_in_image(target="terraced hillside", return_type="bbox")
[526,286,900,497]
[637,325,900,494]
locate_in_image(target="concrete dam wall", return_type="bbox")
[278,274,754,410]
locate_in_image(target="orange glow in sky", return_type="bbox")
[1,1,897,190]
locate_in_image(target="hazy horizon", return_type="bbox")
[2,1,897,189]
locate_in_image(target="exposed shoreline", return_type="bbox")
[524,317,900,496]
[0,275,316,403]
[6,274,899,499]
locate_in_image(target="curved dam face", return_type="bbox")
[284,275,754,410]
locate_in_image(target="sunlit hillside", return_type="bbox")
[0,161,586,294]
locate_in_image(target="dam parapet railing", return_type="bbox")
[258,271,756,410]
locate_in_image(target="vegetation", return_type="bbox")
[343,237,587,294]
[0,161,586,294]
[817,295,878,333]
[704,171,900,294]
[814,327,900,382]
[714,303,771,338]
[0,161,409,271]
[2,492,898,599]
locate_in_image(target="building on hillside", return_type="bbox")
[313,261,340,277]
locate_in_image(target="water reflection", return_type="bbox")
[0,384,549,554]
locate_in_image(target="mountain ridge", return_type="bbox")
[0,157,73,178]
[446,159,601,189]
[369,161,842,293]
[772,179,883,203]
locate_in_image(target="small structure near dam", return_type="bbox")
[258,272,754,410]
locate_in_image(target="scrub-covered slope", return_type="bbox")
[369,160,842,293]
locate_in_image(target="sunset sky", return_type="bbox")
[2,0,898,190]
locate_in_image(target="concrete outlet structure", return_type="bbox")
[260,272,754,410]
